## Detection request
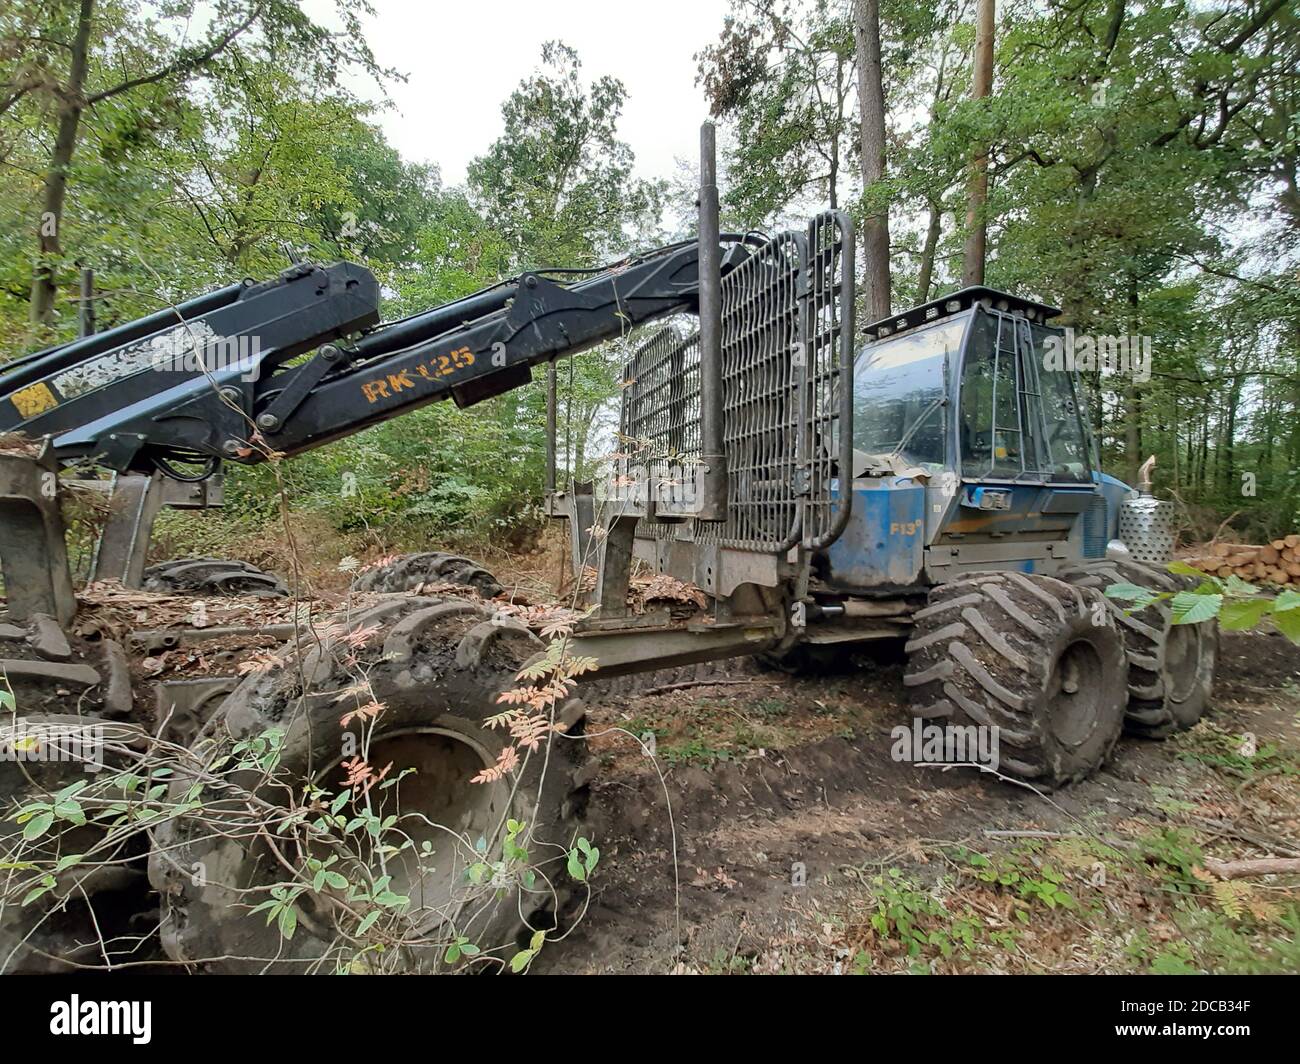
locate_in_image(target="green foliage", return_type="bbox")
[697,0,1300,535]
[960,847,1076,912]
[3,720,601,973]
[698,1,858,221]
[466,40,665,269]
[1,11,659,550]
[1174,720,1300,781]
[4,0,1299,549]
[865,868,981,960]
[566,837,600,883]
[1106,562,1300,643]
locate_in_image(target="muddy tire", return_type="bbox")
[351,552,502,598]
[1055,559,1218,739]
[143,557,288,597]
[0,715,148,973]
[149,595,587,973]
[903,571,1128,789]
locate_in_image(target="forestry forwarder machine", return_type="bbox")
[0,126,1216,972]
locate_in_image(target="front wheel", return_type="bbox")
[904,571,1129,789]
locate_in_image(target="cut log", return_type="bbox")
[1203,857,1300,880]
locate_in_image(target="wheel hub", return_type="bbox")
[1048,638,1104,748]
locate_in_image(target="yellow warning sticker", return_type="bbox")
[9,381,59,419]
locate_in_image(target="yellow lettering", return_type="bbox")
[361,380,390,403]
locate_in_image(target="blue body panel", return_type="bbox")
[826,479,926,588]
[826,476,1130,588]
[1094,471,1130,550]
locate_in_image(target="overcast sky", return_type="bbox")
[310,0,734,187]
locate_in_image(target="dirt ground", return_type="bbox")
[54,537,1300,974]
[539,630,1300,974]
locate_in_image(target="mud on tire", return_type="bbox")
[350,552,502,598]
[149,595,587,973]
[1056,558,1218,739]
[903,571,1128,789]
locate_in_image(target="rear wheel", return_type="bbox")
[904,571,1128,789]
[149,595,587,973]
[1055,559,1218,739]
[351,552,502,598]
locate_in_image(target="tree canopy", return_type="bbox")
[2,0,1297,550]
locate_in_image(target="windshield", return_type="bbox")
[852,316,966,471]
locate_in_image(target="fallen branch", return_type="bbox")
[1186,816,1300,858]
[1203,857,1300,880]
[643,678,781,696]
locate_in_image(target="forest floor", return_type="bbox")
[540,629,1300,974]
[128,522,1300,973]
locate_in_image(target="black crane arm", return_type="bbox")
[0,237,749,474]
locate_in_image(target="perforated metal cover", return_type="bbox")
[1119,495,1176,564]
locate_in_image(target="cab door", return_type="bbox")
[957,308,1093,486]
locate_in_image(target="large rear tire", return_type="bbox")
[149,595,587,973]
[904,571,1128,789]
[1055,559,1218,739]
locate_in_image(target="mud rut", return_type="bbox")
[536,630,1300,974]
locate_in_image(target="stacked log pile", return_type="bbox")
[1182,536,1300,585]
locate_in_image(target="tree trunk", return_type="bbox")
[854,0,891,320]
[1124,275,1141,485]
[827,52,845,211]
[29,0,96,327]
[1221,369,1244,495]
[961,0,995,287]
[916,200,942,302]
[1124,382,1141,486]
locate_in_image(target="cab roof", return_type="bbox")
[864,286,1062,342]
